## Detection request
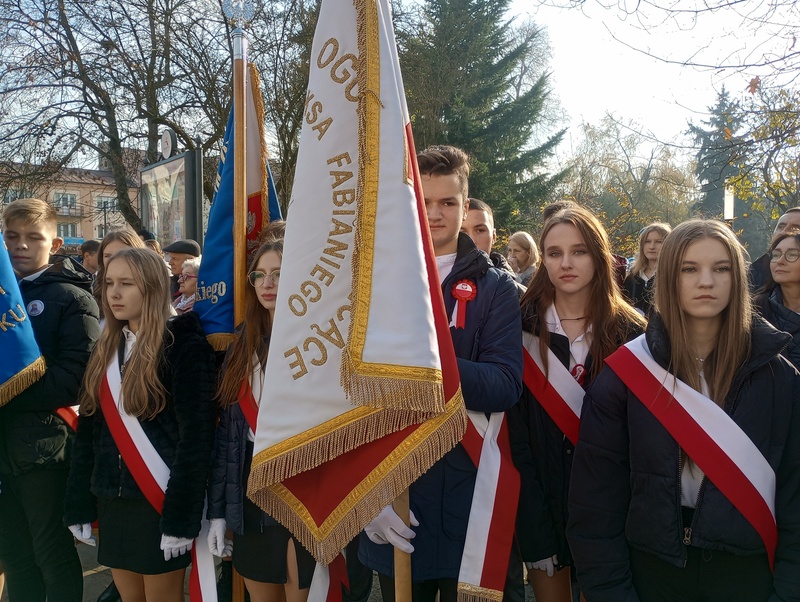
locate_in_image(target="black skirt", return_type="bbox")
[233,441,316,587]
[97,497,192,575]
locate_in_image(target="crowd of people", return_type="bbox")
[1,143,799,602]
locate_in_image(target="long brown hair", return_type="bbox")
[217,238,284,407]
[653,219,751,405]
[629,222,672,276]
[521,205,645,381]
[81,248,173,419]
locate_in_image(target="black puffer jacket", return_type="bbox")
[755,287,800,370]
[64,312,217,539]
[0,257,100,476]
[621,271,655,317]
[567,314,800,602]
[508,304,642,567]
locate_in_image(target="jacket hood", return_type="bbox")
[447,232,492,285]
[27,256,93,292]
[167,309,207,340]
[646,311,791,378]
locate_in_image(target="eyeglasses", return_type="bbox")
[178,273,198,282]
[248,269,281,287]
[770,249,800,263]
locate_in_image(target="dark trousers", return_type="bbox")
[0,469,83,602]
[630,546,772,602]
[378,573,458,602]
[345,537,373,602]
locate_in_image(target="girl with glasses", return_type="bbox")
[754,231,800,369]
[567,219,800,601]
[64,248,217,601]
[208,236,315,602]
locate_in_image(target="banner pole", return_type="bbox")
[232,29,248,327]
[393,489,412,601]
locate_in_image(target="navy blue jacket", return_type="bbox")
[567,314,800,602]
[755,287,800,370]
[359,233,523,581]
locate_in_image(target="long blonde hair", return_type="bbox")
[509,231,539,272]
[653,219,752,405]
[81,248,173,419]
[521,206,646,381]
[629,222,672,276]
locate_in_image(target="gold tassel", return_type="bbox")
[456,583,503,602]
[247,390,467,564]
[0,356,46,407]
[207,333,235,351]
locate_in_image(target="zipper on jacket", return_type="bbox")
[118,454,123,497]
[676,448,689,566]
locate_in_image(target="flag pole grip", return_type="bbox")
[393,489,412,601]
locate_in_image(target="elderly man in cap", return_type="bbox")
[163,239,201,298]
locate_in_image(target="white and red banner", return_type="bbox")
[247,0,466,567]
[605,334,777,569]
[522,332,584,445]
[99,362,217,601]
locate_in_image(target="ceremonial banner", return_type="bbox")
[195,62,282,349]
[0,231,45,406]
[248,0,466,564]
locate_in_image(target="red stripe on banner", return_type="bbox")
[480,418,520,591]
[99,376,166,514]
[55,407,79,432]
[406,123,460,399]
[327,553,349,602]
[522,349,580,445]
[606,346,777,570]
[237,380,259,433]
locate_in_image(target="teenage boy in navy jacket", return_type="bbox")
[359,146,523,601]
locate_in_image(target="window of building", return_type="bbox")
[57,223,77,238]
[96,196,118,211]
[54,192,77,208]
[2,188,32,204]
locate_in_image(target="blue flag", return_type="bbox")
[0,231,46,406]
[195,63,282,350]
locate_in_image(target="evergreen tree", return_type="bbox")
[687,87,745,216]
[397,0,565,233]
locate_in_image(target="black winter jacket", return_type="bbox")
[755,288,800,370]
[621,271,654,317]
[567,314,800,602]
[508,304,642,567]
[0,257,100,476]
[63,312,217,539]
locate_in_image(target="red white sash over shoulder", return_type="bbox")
[98,360,217,601]
[457,411,520,601]
[521,332,585,445]
[605,334,777,570]
[236,359,263,438]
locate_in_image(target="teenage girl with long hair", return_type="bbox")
[207,238,316,602]
[93,227,146,316]
[509,205,645,602]
[567,219,800,600]
[65,248,217,602]
[622,222,672,317]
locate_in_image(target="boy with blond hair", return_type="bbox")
[0,198,100,601]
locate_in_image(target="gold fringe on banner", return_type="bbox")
[0,356,46,407]
[247,388,467,565]
[207,332,235,351]
[456,583,504,602]
[339,0,443,415]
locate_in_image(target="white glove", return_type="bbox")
[160,534,194,561]
[207,518,233,557]
[364,505,418,554]
[525,554,558,578]
[68,523,96,547]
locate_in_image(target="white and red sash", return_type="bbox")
[308,553,349,602]
[522,332,585,445]
[236,359,264,438]
[99,361,218,600]
[605,334,777,570]
[457,412,520,601]
[56,405,79,432]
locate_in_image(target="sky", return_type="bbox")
[508,0,787,160]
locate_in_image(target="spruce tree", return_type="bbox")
[398,0,565,233]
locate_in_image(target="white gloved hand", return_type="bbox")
[525,554,558,578]
[364,505,418,554]
[68,523,96,547]
[207,518,233,557]
[160,534,194,561]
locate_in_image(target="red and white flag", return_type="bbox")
[247,0,465,569]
